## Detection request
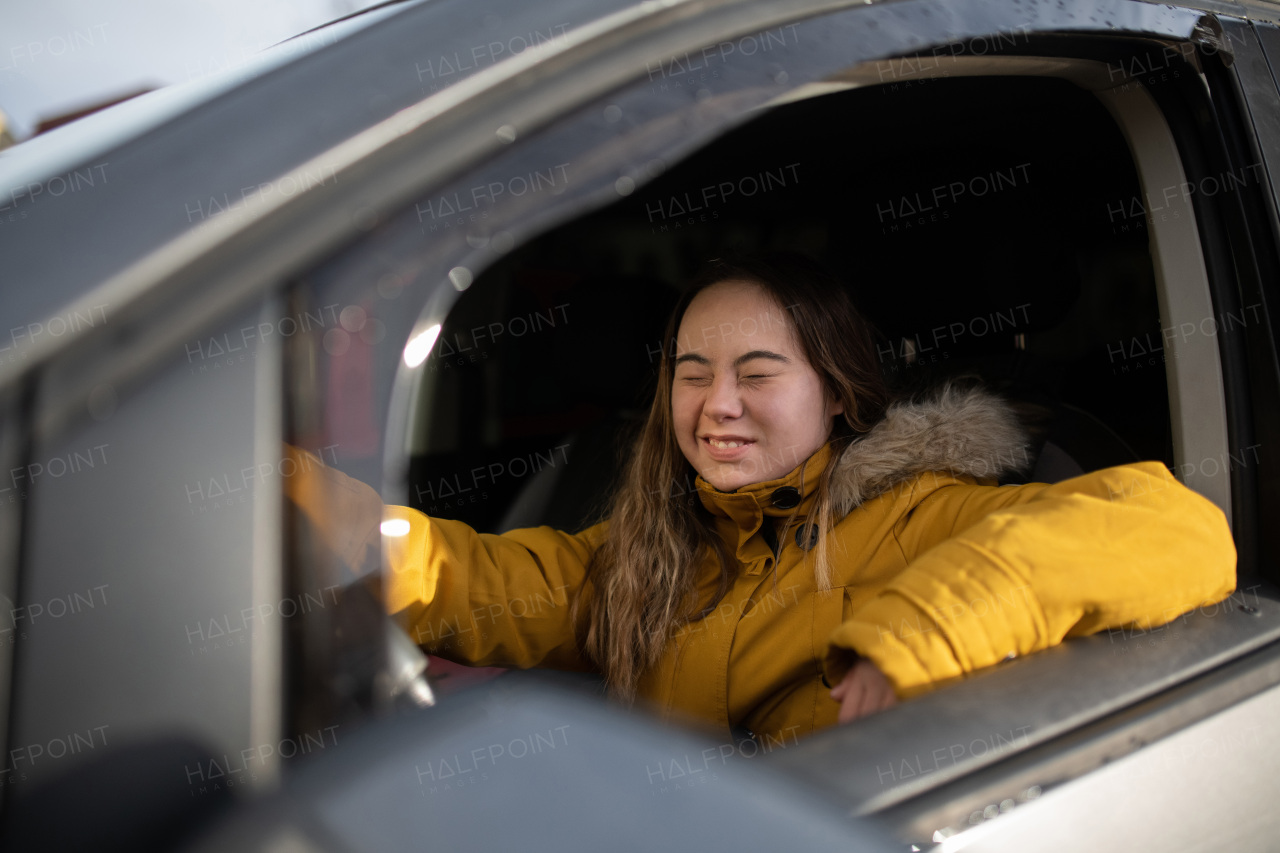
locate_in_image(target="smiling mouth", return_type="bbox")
[704,437,753,449]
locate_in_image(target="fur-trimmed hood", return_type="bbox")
[828,384,1032,516]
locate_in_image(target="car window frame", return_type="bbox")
[7,0,1278,833]
[270,0,1280,836]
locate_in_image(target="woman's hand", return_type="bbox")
[831,658,898,723]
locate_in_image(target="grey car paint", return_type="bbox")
[1,0,1279,849]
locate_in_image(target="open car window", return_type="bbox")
[277,1,1280,846]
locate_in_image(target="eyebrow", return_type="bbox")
[673,350,791,368]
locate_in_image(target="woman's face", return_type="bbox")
[672,280,842,492]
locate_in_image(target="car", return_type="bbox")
[1,0,1278,849]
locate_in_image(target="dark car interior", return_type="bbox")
[409,74,1166,535]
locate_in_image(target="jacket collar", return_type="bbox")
[696,443,831,522]
[695,384,1032,534]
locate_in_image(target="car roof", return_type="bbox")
[0,0,640,369]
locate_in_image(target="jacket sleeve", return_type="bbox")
[280,443,601,672]
[381,505,604,672]
[823,461,1237,695]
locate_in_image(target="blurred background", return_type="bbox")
[0,0,391,146]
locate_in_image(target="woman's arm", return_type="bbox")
[382,505,603,671]
[822,461,1238,696]
[281,443,601,672]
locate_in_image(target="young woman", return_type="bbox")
[303,254,1237,740]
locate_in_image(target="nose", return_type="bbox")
[703,373,743,420]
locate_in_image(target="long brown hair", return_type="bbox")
[576,253,891,701]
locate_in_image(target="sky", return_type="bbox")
[0,0,380,140]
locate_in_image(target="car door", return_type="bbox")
[3,0,1279,850]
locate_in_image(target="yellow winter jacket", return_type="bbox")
[291,389,1238,741]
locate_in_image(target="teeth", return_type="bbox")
[710,440,744,449]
